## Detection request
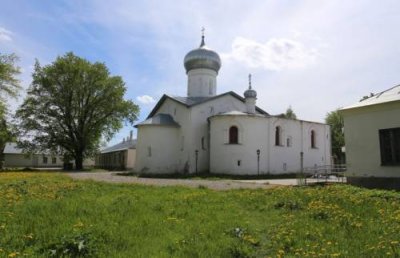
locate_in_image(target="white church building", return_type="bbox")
[134,35,331,175]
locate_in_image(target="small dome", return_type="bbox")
[244,88,257,98]
[184,36,221,73]
[244,74,257,98]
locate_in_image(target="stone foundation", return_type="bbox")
[347,177,400,191]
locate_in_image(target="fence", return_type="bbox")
[297,164,347,185]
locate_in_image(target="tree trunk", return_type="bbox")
[75,152,83,171]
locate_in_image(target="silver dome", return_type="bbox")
[244,88,257,98]
[184,36,221,73]
[244,74,257,98]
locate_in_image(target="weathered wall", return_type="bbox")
[187,68,217,97]
[126,149,136,169]
[135,125,180,174]
[210,115,331,175]
[4,154,64,168]
[342,101,400,177]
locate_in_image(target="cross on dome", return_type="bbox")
[200,27,205,47]
[248,73,252,89]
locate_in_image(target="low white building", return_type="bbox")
[4,143,64,168]
[95,135,136,170]
[3,143,95,169]
[341,85,400,189]
[134,34,331,175]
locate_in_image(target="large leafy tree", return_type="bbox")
[0,53,21,169]
[0,53,21,100]
[16,52,139,170]
[325,109,345,164]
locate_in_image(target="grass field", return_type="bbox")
[0,173,399,257]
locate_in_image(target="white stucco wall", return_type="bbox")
[4,154,64,168]
[210,115,268,175]
[188,94,257,173]
[126,149,136,169]
[135,94,254,174]
[210,115,331,175]
[341,101,400,177]
[135,92,330,175]
[187,69,217,97]
[135,125,180,174]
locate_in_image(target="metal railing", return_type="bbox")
[297,164,347,185]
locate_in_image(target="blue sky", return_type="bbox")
[1,0,400,146]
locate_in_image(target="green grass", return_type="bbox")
[0,173,399,257]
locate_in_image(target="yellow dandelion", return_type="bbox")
[8,252,19,258]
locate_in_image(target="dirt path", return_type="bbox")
[66,172,278,190]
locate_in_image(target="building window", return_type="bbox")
[287,137,292,147]
[148,146,152,157]
[275,126,282,146]
[379,127,400,166]
[52,157,57,164]
[43,157,48,164]
[311,130,316,148]
[229,126,239,144]
[201,137,205,150]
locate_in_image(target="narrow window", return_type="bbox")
[237,160,241,166]
[201,137,205,150]
[148,146,152,157]
[311,130,316,148]
[209,80,213,95]
[229,126,239,144]
[287,137,292,147]
[43,156,48,164]
[379,127,400,165]
[181,136,184,151]
[52,157,57,164]
[275,126,281,146]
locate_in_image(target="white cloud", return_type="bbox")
[136,95,156,104]
[223,37,318,71]
[0,27,12,42]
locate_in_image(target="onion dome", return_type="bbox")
[184,33,221,73]
[244,74,257,98]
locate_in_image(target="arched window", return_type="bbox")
[311,130,316,148]
[229,126,239,144]
[275,126,282,146]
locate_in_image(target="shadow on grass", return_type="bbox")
[1,167,100,173]
[116,171,300,180]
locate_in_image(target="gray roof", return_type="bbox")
[146,91,269,118]
[169,96,213,106]
[342,84,400,110]
[135,113,180,128]
[4,143,22,154]
[101,139,137,154]
[3,143,55,155]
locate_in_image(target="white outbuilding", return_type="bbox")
[341,85,400,189]
[134,34,331,175]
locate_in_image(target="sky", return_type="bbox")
[1,0,400,146]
